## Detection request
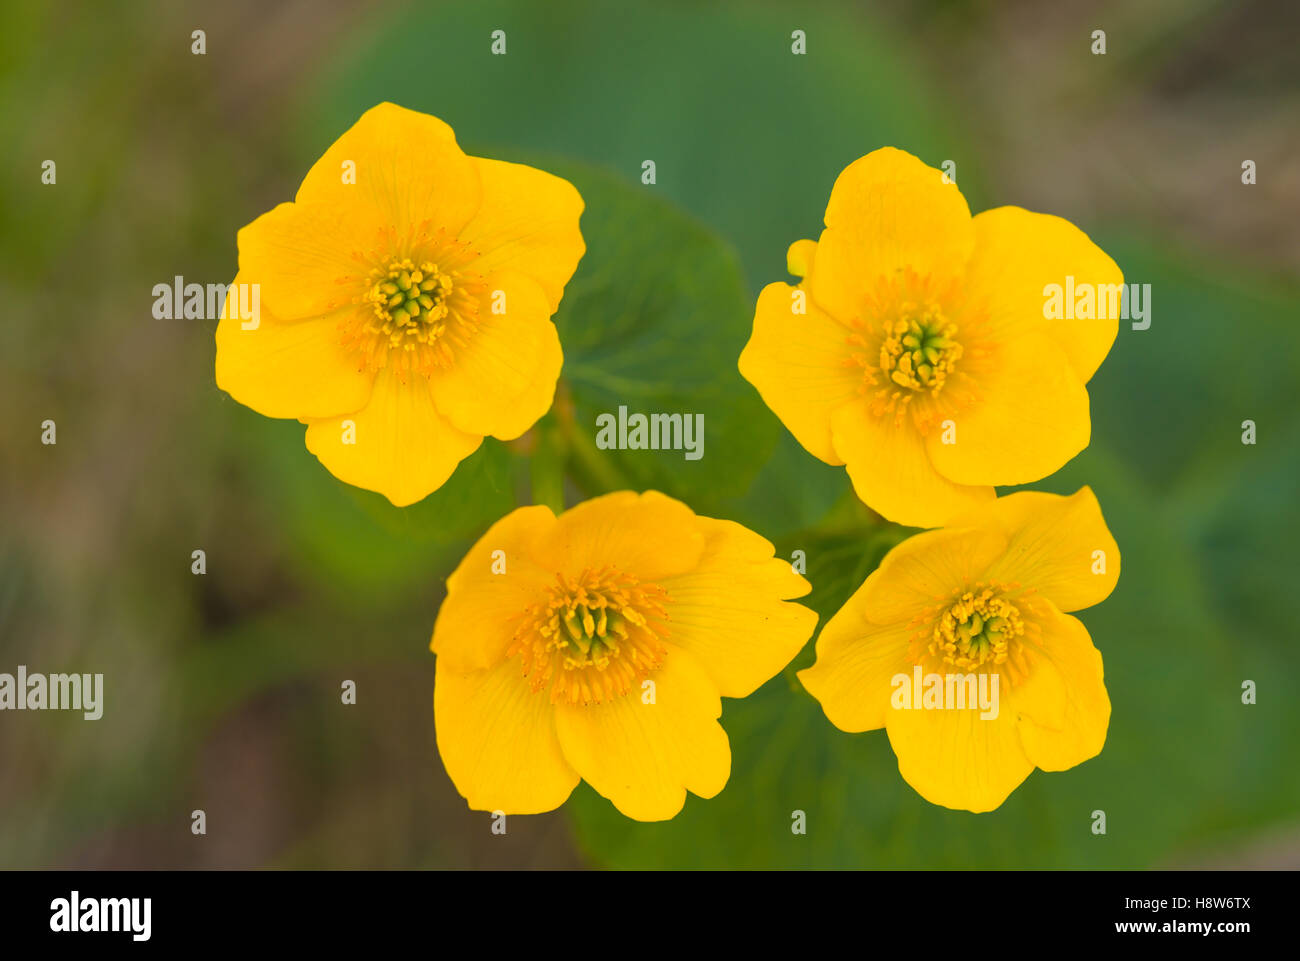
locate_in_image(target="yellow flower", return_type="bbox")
[739,147,1122,528]
[798,487,1118,812]
[215,102,585,506]
[431,491,817,821]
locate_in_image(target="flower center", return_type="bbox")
[508,566,670,705]
[846,269,975,431]
[364,259,453,335]
[879,310,961,392]
[930,586,1024,671]
[336,224,486,378]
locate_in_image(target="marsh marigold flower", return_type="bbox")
[739,148,1121,528]
[799,487,1118,812]
[215,102,585,505]
[431,491,817,821]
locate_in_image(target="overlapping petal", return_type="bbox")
[457,157,586,312]
[964,206,1122,384]
[739,279,860,465]
[553,644,731,822]
[303,368,481,507]
[658,517,816,698]
[949,487,1120,612]
[214,274,373,419]
[434,656,579,815]
[431,504,557,672]
[428,271,562,440]
[812,147,974,322]
[831,401,995,528]
[924,332,1091,487]
[295,102,482,238]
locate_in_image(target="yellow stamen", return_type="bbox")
[508,566,670,705]
[335,228,486,379]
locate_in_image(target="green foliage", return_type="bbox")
[543,160,776,512]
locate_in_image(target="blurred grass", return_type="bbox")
[1,0,1297,869]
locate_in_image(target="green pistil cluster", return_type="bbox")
[366,259,451,329]
[931,587,1024,670]
[880,309,962,392]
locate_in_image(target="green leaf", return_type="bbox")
[541,160,775,512]
[236,413,516,604]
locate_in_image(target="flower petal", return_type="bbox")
[787,238,817,278]
[964,206,1122,383]
[294,102,482,239]
[798,617,914,733]
[536,490,706,583]
[429,271,562,440]
[554,645,730,821]
[885,691,1034,812]
[925,331,1090,487]
[235,201,380,321]
[214,274,373,419]
[843,526,1008,627]
[1015,601,1111,771]
[434,656,579,815]
[659,516,816,698]
[812,147,974,322]
[739,279,860,465]
[303,367,482,507]
[949,487,1120,613]
[831,402,995,528]
[456,157,585,312]
[431,505,558,672]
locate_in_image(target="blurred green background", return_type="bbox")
[2,0,1297,868]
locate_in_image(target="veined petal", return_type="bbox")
[949,487,1120,613]
[554,644,730,822]
[798,617,914,733]
[236,201,380,321]
[739,280,860,465]
[536,490,706,583]
[964,206,1122,384]
[812,148,974,322]
[1000,628,1069,732]
[303,367,482,507]
[843,526,1008,626]
[885,691,1034,813]
[1015,601,1111,771]
[456,157,585,312]
[429,271,562,441]
[925,330,1090,487]
[659,516,816,698]
[432,505,558,672]
[831,401,995,528]
[434,656,579,815]
[214,274,373,419]
[295,102,482,239]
